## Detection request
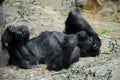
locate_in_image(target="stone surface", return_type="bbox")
[0,5,9,67]
[75,0,102,12]
[63,0,120,22]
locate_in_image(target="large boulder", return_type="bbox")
[62,0,120,22]
[75,0,102,12]
[74,0,120,22]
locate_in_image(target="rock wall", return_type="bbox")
[63,0,120,22]
[75,0,120,22]
[75,0,102,12]
[0,3,9,66]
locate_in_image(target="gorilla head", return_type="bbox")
[65,9,95,35]
[75,30,100,57]
[64,10,101,57]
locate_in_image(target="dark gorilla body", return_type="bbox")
[65,10,101,57]
[2,25,80,71]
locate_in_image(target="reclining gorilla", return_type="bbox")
[64,10,101,57]
[2,25,81,71]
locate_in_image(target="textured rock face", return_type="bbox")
[75,0,102,12]
[75,0,120,22]
[0,2,9,67]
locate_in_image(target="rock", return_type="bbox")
[114,1,120,23]
[102,1,116,17]
[75,0,102,12]
[117,1,120,12]
[62,0,76,11]
[0,5,9,67]
[74,0,120,22]
[114,13,120,23]
[5,0,39,4]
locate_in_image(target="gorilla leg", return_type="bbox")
[46,32,79,71]
[7,25,30,42]
[2,25,30,48]
[62,35,78,68]
[2,25,38,69]
[8,44,39,69]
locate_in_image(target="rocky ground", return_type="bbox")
[0,0,120,80]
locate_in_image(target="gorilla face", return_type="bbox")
[76,31,94,49]
[46,54,63,71]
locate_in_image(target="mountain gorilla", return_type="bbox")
[2,25,80,71]
[65,10,101,57]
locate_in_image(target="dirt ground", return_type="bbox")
[0,0,120,80]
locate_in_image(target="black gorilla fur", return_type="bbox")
[65,10,101,57]
[0,0,4,5]
[2,25,30,49]
[2,25,81,71]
